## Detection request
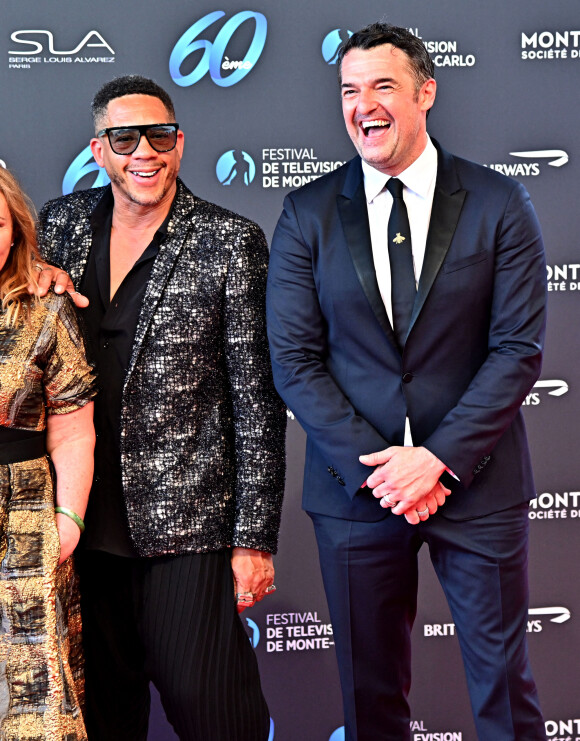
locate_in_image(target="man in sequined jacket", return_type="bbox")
[38,75,285,741]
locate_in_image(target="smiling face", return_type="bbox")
[90,94,184,213]
[0,192,13,273]
[341,44,436,176]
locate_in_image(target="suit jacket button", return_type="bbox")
[402,372,413,383]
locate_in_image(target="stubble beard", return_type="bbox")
[109,164,176,208]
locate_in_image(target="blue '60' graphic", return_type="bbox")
[62,145,109,195]
[169,10,267,87]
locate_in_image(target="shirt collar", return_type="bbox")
[362,135,438,203]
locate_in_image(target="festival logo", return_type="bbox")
[62,145,110,195]
[169,11,267,87]
[216,150,256,186]
[245,617,260,648]
[264,610,334,653]
[321,27,476,68]
[8,29,115,68]
[410,29,476,67]
[217,147,345,189]
[261,147,345,189]
[321,29,353,64]
[330,722,464,740]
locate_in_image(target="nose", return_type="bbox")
[357,87,379,115]
[131,132,158,157]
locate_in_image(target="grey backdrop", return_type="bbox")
[2,1,578,739]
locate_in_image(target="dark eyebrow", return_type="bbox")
[341,76,397,89]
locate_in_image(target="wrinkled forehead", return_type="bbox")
[341,44,415,84]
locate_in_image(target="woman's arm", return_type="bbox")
[46,402,95,564]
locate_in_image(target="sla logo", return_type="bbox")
[9,30,114,55]
[216,150,255,186]
[169,11,267,87]
[329,727,345,741]
[245,617,260,648]
[322,29,352,64]
[62,145,110,195]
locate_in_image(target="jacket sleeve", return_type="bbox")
[225,221,287,553]
[421,181,547,488]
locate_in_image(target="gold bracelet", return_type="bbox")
[55,506,85,533]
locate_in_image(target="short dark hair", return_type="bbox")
[91,75,176,130]
[337,23,435,91]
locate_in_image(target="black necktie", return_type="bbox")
[386,177,416,348]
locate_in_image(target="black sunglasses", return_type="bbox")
[97,123,180,155]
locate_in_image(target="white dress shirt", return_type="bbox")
[362,137,438,446]
[362,136,438,328]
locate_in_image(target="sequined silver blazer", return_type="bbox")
[39,180,286,557]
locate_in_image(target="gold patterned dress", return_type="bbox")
[0,290,95,741]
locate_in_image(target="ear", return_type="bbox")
[419,78,437,112]
[176,129,185,158]
[90,137,106,167]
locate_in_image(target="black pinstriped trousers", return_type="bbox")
[77,549,270,741]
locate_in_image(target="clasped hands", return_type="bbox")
[360,446,451,525]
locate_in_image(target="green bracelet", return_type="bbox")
[55,506,85,533]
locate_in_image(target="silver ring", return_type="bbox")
[33,263,44,272]
[236,592,255,605]
[381,493,397,507]
[265,584,276,594]
[417,507,429,517]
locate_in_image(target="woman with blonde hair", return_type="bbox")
[0,167,96,740]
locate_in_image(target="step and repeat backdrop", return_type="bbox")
[2,1,578,739]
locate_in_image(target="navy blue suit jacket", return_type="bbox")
[267,142,546,522]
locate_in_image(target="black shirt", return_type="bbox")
[80,189,171,556]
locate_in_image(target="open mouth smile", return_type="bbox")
[129,168,162,179]
[360,120,391,137]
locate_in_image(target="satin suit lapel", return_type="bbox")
[337,158,397,345]
[409,144,467,335]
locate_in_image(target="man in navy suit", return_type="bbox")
[267,23,547,741]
